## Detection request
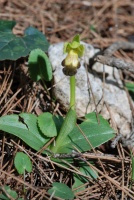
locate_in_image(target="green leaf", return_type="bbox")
[55,112,115,153]
[48,182,74,199]
[0,113,49,151]
[125,82,134,92]
[0,20,49,60]
[53,115,64,133]
[50,109,76,153]
[14,152,32,174]
[73,165,97,194]
[0,186,18,199]
[73,175,85,194]
[28,48,52,81]
[38,112,57,137]
[125,82,134,100]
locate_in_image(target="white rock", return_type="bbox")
[48,42,132,135]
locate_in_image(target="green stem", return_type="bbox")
[50,75,76,153]
[70,76,76,110]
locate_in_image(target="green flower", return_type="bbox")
[62,34,84,76]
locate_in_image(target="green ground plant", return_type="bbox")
[0,20,116,199]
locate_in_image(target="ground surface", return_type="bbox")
[0,0,134,199]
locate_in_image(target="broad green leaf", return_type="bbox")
[48,182,74,199]
[125,82,134,100]
[0,113,49,151]
[79,164,98,179]
[0,186,18,199]
[14,152,32,174]
[50,109,76,153]
[0,20,49,60]
[38,112,57,137]
[53,115,64,133]
[28,48,52,81]
[55,112,115,153]
[73,176,85,194]
[73,165,97,194]
[125,82,134,92]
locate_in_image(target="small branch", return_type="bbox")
[111,134,123,148]
[104,41,134,56]
[52,151,130,163]
[96,55,134,72]
[70,75,76,110]
[96,41,134,72]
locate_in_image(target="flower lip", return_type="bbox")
[62,50,80,69]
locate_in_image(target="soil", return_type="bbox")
[0,0,134,199]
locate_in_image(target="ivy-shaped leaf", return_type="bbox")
[0,20,49,60]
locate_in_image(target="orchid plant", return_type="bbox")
[0,21,116,198]
[62,34,84,110]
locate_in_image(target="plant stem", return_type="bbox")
[70,76,76,110]
[50,75,76,153]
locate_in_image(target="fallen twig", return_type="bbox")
[96,41,134,72]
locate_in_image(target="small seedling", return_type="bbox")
[14,152,32,175]
[0,185,23,200]
[73,164,98,193]
[14,152,32,194]
[48,182,74,199]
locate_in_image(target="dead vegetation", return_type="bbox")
[0,0,134,199]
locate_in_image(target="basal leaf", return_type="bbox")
[28,48,52,81]
[0,186,18,199]
[38,112,57,137]
[55,112,115,153]
[73,165,97,194]
[0,20,49,60]
[50,109,76,153]
[0,113,49,151]
[52,115,64,133]
[14,152,32,174]
[48,182,74,199]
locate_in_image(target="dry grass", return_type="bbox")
[0,0,134,199]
